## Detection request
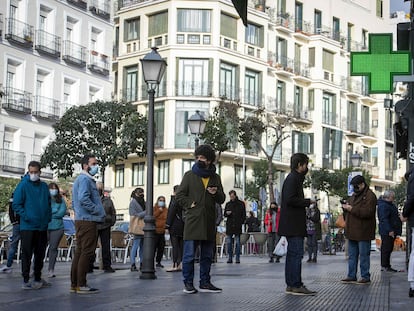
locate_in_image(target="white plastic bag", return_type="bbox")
[273,236,288,257]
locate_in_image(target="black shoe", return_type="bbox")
[275,258,280,263]
[385,267,397,272]
[409,288,414,298]
[312,258,317,263]
[183,283,198,294]
[287,286,316,296]
[156,263,164,268]
[227,260,233,264]
[306,258,312,263]
[269,258,274,263]
[104,267,115,273]
[235,260,240,264]
[199,283,222,293]
[131,264,137,272]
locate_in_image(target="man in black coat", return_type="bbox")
[278,153,316,296]
[402,167,414,297]
[224,190,246,264]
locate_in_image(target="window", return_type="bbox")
[124,65,138,102]
[276,80,286,111]
[292,131,314,154]
[115,165,125,188]
[158,160,170,184]
[332,17,340,41]
[219,62,238,100]
[322,49,334,72]
[132,162,145,186]
[148,11,168,37]
[362,29,368,49]
[245,23,263,47]
[244,69,260,106]
[277,0,286,14]
[308,47,315,67]
[376,0,383,18]
[177,9,211,32]
[295,2,303,31]
[234,164,243,188]
[178,59,210,96]
[124,18,139,41]
[322,92,336,126]
[322,128,342,169]
[220,13,237,39]
[154,104,164,148]
[294,85,303,114]
[308,89,314,110]
[361,105,370,135]
[372,109,378,128]
[314,10,321,33]
[371,147,378,166]
[347,101,357,131]
[276,38,287,65]
[175,102,209,148]
[182,159,195,175]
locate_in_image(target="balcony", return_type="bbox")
[35,30,61,58]
[2,87,32,114]
[63,40,86,67]
[243,89,263,108]
[268,55,295,77]
[88,51,110,76]
[273,14,294,33]
[175,81,213,97]
[89,0,111,21]
[118,0,146,10]
[67,0,87,10]
[293,60,311,83]
[0,149,25,174]
[33,96,61,121]
[121,88,138,103]
[344,119,363,137]
[340,76,369,97]
[322,111,338,127]
[219,84,241,102]
[5,18,34,48]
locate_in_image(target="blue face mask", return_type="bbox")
[158,201,165,207]
[89,165,99,176]
[49,189,58,197]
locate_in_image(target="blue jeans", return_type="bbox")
[226,234,241,261]
[347,239,371,280]
[285,236,304,288]
[7,224,20,267]
[307,233,318,259]
[130,235,143,265]
[182,240,214,286]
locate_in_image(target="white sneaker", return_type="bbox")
[0,265,12,273]
[48,271,55,278]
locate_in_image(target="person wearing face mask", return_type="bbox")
[129,187,146,271]
[70,154,105,294]
[278,153,317,296]
[12,161,52,289]
[153,195,168,268]
[47,182,67,278]
[341,175,377,285]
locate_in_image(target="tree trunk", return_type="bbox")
[267,157,274,203]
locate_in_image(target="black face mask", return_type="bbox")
[353,184,362,194]
[302,167,309,175]
[197,160,207,169]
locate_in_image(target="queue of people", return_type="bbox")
[3,148,414,300]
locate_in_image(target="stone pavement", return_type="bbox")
[0,250,412,311]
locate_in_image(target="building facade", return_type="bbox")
[113,0,401,218]
[0,0,113,179]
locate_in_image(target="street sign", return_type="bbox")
[351,33,411,94]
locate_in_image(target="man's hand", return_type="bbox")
[342,203,352,212]
[389,231,395,238]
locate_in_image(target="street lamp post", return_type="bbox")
[140,47,167,280]
[188,110,207,148]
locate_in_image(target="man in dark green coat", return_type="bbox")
[176,144,225,294]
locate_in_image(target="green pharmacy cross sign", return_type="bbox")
[351,33,411,94]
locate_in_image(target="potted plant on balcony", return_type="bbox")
[24,34,32,42]
[91,50,99,56]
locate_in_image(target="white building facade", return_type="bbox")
[0,0,113,179]
[106,0,401,218]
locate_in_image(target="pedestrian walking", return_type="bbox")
[176,144,226,294]
[265,202,280,263]
[129,188,145,272]
[12,161,52,290]
[306,201,321,263]
[70,154,105,294]
[278,153,317,296]
[402,167,414,297]
[154,196,168,268]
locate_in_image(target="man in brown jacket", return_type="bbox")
[341,175,377,285]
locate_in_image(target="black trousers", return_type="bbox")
[380,234,395,268]
[170,235,183,265]
[154,233,165,263]
[97,226,112,269]
[20,230,48,283]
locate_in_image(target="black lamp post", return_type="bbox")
[140,47,167,280]
[188,110,207,148]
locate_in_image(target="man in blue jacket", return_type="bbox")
[70,154,105,294]
[377,190,402,272]
[12,161,51,289]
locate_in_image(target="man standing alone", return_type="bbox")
[70,155,105,294]
[278,153,316,296]
[224,190,246,264]
[13,161,51,289]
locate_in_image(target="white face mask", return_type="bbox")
[29,173,40,182]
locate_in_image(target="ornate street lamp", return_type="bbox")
[188,110,207,148]
[351,151,363,168]
[140,47,167,280]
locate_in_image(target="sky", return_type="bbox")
[391,0,410,12]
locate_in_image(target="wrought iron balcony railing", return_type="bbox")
[35,30,61,58]
[5,18,34,48]
[62,40,87,67]
[0,149,26,174]
[33,95,61,120]
[2,86,32,114]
